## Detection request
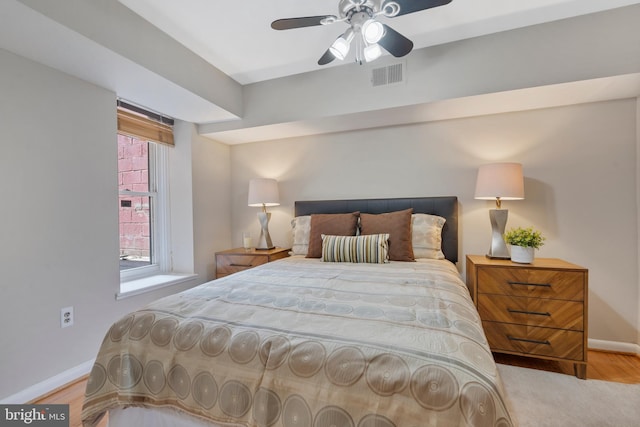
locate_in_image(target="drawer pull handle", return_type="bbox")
[507,308,551,317]
[508,281,551,288]
[230,263,253,267]
[507,335,551,345]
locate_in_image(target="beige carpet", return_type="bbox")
[497,364,640,427]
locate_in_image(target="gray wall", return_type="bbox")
[2,2,640,402]
[0,48,231,400]
[230,99,639,347]
[191,126,232,280]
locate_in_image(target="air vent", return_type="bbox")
[371,62,405,87]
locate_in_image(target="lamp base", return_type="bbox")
[486,254,511,260]
[486,209,510,259]
[255,212,274,250]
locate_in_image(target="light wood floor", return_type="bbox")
[32,350,639,427]
[31,378,108,427]
[493,350,640,384]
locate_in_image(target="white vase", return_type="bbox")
[510,245,534,263]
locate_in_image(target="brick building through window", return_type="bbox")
[118,134,151,269]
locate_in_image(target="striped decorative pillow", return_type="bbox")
[321,234,390,264]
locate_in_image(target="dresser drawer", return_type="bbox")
[478,294,584,331]
[478,268,585,301]
[483,321,584,361]
[216,254,268,277]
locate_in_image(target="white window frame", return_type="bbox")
[119,140,172,283]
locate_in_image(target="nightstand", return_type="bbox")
[215,247,290,279]
[466,255,588,379]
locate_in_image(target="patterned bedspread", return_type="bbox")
[82,257,513,427]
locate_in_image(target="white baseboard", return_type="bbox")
[588,338,640,355]
[0,359,95,404]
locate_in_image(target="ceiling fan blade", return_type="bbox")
[318,48,336,65]
[378,24,414,57]
[383,0,452,17]
[271,16,334,30]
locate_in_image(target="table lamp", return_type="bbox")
[248,178,280,250]
[474,163,524,259]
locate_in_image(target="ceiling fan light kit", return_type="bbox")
[362,19,385,44]
[364,43,383,62]
[271,0,453,65]
[330,28,355,60]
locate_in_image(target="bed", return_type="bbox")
[82,196,513,427]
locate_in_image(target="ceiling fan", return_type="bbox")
[271,0,453,65]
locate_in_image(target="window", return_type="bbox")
[117,102,173,284]
[115,102,197,299]
[118,135,170,281]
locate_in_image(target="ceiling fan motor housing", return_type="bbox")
[338,0,378,18]
[350,11,374,32]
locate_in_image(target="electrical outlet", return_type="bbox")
[61,306,74,328]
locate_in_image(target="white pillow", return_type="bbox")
[290,215,311,256]
[412,213,446,260]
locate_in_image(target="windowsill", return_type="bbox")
[116,273,198,300]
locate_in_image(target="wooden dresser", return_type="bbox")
[466,255,588,379]
[215,247,290,279]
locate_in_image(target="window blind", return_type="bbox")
[117,101,174,146]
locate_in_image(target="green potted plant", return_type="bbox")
[503,226,545,263]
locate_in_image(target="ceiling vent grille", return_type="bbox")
[371,62,404,87]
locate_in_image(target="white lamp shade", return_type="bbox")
[474,163,525,200]
[248,178,280,207]
[364,44,382,62]
[363,20,385,44]
[330,28,354,61]
[330,37,350,60]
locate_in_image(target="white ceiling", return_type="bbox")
[118,0,640,85]
[1,0,639,144]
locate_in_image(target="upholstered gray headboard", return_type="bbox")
[294,196,458,263]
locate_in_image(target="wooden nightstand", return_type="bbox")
[466,255,588,379]
[215,247,290,279]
